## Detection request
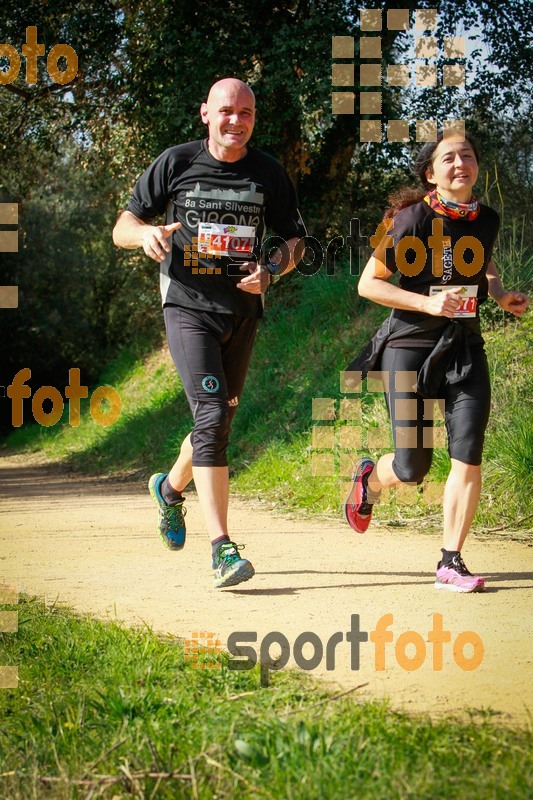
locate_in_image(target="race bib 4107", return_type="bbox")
[198,222,256,258]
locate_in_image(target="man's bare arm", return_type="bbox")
[113,210,181,263]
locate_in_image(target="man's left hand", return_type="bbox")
[236,263,270,294]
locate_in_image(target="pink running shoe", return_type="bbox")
[435,552,485,593]
[344,457,379,533]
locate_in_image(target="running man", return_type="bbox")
[113,78,305,588]
[344,131,529,592]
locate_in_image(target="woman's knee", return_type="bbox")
[449,458,482,478]
[392,451,432,485]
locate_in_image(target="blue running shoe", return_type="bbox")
[212,542,255,589]
[148,473,186,551]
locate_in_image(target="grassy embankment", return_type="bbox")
[3,229,532,531]
[0,596,531,799]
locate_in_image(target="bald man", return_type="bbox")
[113,78,306,589]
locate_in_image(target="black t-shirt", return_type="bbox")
[379,201,500,332]
[127,139,306,318]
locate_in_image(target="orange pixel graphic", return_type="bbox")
[0,582,19,689]
[185,236,222,275]
[0,203,19,308]
[310,371,446,505]
[184,631,222,669]
[331,8,466,142]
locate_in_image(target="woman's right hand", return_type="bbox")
[423,287,463,318]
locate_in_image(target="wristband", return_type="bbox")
[266,258,282,275]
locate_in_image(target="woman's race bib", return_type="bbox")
[429,285,478,317]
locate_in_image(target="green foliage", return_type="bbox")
[2,0,532,416]
[0,145,140,436]
[0,597,531,799]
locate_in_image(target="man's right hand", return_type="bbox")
[140,221,182,262]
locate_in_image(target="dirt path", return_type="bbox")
[1,456,532,725]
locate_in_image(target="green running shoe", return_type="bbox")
[148,473,186,550]
[212,541,255,589]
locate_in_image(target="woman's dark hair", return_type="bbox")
[383,129,480,219]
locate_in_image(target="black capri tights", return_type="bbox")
[164,306,258,467]
[380,345,491,484]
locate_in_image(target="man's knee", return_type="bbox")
[192,401,231,465]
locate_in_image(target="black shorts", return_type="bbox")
[380,344,491,484]
[163,305,258,467]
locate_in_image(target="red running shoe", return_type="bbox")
[344,457,378,533]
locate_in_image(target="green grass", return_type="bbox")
[0,597,531,799]
[2,256,532,531]
[480,314,533,526]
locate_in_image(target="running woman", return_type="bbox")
[344,131,529,592]
[113,79,305,588]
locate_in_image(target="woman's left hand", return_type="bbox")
[497,291,530,316]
